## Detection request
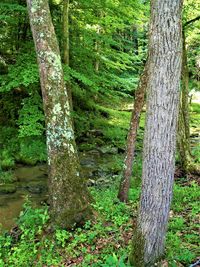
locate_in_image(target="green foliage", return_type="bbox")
[191,146,200,163]
[168,216,185,231]
[0,127,18,169]
[166,232,196,266]
[0,53,39,93]
[190,102,200,113]
[16,137,47,165]
[0,150,15,170]
[18,201,49,230]
[101,254,130,267]
[0,202,53,267]
[184,1,200,81]
[166,182,200,265]
[0,0,199,266]
[18,92,45,138]
[55,229,71,248]
[172,181,200,212]
[0,181,199,266]
[0,169,16,184]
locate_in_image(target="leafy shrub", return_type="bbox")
[0,127,18,169]
[0,150,15,170]
[18,92,45,138]
[16,137,47,165]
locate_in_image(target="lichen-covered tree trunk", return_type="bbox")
[129,0,183,266]
[26,0,92,229]
[118,63,148,203]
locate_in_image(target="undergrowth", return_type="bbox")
[0,179,199,267]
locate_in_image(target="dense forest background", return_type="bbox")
[0,0,200,266]
[0,0,147,167]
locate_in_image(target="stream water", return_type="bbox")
[0,165,48,230]
[0,150,120,230]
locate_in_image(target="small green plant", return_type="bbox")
[0,169,16,184]
[0,150,15,170]
[169,216,185,231]
[101,254,130,267]
[55,229,71,247]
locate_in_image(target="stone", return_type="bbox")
[26,181,47,194]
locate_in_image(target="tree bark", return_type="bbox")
[118,63,148,203]
[129,0,183,266]
[26,0,92,229]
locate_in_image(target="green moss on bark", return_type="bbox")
[129,227,145,267]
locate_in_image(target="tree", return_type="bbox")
[26,0,92,229]
[118,62,148,202]
[129,0,183,265]
[177,16,200,175]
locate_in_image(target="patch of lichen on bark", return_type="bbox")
[129,227,145,267]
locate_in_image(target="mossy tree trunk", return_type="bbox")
[130,0,183,266]
[177,25,200,175]
[177,31,192,174]
[118,63,148,203]
[26,0,92,229]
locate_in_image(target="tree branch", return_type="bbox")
[184,15,200,28]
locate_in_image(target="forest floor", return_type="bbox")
[0,97,199,267]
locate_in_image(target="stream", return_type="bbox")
[0,149,121,230]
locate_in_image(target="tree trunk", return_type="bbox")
[181,31,190,142]
[118,63,148,203]
[177,30,200,175]
[26,0,92,229]
[129,0,183,266]
[62,0,70,65]
[177,31,192,174]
